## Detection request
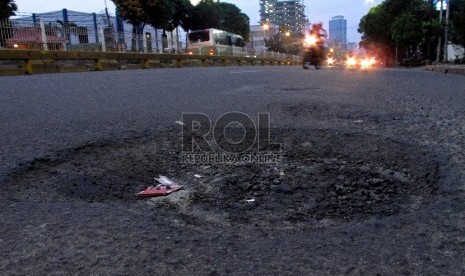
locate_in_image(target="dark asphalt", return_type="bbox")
[1,66,465,275]
[2,66,464,173]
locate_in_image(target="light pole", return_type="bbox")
[263,23,269,41]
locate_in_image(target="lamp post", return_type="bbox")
[263,23,269,41]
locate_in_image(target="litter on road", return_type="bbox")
[136,176,183,198]
[136,184,183,198]
[155,175,175,185]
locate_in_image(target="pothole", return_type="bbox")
[7,128,439,226]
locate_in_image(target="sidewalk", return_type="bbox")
[425,64,465,76]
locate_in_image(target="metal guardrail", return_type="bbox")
[0,18,302,76]
[1,18,300,60]
[0,50,302,76]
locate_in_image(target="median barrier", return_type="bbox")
[0,50,301,76]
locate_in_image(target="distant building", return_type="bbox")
[329,15,347,48]
[259,0,307,34]
[260,0,277,24]
[248,24,278,51]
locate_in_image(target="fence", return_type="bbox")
[0,18,300,61]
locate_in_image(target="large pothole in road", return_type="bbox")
[7,128,439,226]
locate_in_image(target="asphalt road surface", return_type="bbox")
[1,66,465,275]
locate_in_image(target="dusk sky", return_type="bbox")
[14,0,383,42]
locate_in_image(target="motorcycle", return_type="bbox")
[302,35,325,70]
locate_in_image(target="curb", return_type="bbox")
[0,50,302,77]
[425,65,465,76]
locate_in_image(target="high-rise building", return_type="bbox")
[259,0,307,34]
[259,0,278,23]
[329,15,347,48]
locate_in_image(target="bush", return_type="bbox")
[453,57,465,64]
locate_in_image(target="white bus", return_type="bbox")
[187,28,246,56]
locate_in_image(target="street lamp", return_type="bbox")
[262,23,269,44]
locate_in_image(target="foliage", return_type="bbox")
[391,12,424,49]
[217,2,250,42]
[0,0,16,20]
[187,0,250,41]
[358,0,435,65]
[112,0,249,40]
[450,0,465,49]
[143,0,174,30]
[170,0,193,32]
[0,0,17,48]
[112,0,148,26]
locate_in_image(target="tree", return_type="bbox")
[187,0,222,32]
[358,5,395,65]
[358,0,435,66]
[218,2,250,41]
[187,0,250,41]
[391,12,424,50]
[113,0,191,51]
[392,12,424,65]
[450,0,465,50]
[0,0,17,20]
[112,0,147,26]
[112,0,149,51]
[171,0,193,32]
[0,0,17,48]
[359,5,393,48]
[143,0,174,31]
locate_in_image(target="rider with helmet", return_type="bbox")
[310,23,327,45]
[302,22,327,69]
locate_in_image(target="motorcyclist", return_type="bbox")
[303,23,327,69]
[310,23,327,46]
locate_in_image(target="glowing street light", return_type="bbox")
[262,23,270,41]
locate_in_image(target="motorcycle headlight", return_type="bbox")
[304,35,317,46]
[361,59,371,68]
[347,57,357,66]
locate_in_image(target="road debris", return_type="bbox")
[136,175,183,198]
[175,120,186,126]
[155,175,175,185]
